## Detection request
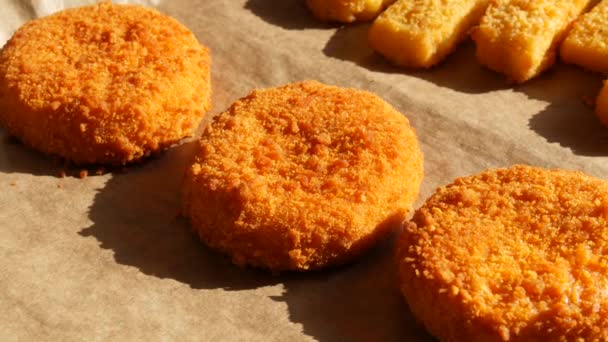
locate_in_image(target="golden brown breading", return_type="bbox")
[472,0,593,83]
[306,0,396,23]
[182,80,423,271]
[561,0,608,73]
[368,0,491,68]
[398,165,608,341]
[0,2,211,164]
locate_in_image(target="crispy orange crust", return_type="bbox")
[398,165,608,341]
[0,2,211,164]
[182,80,423,271]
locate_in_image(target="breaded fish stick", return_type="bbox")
[472,0,594,83]
[306,0,396,23]
[368,0,491,68]
[561,0,608,73]
[596,81,608,127]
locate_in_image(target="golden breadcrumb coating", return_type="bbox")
[472,0,593,83]
[369,0,490,68]
[0,2,211,164]
[596,81,608,128]
[398,165,608,341]
[561,0,608,73]
[182,80,423,271]
[306,0,396,23]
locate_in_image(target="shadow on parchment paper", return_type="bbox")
[244,0,330,30]
[524,65,608,156]
[80,138,433,340]
[323,26,508,94]
[0,129,62,176]
[273,234,435,342]
[79,141,281,290]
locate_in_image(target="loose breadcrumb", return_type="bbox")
[369,0,491,68]
[182,80,424,271]
[0,2,211,164]
[306,0,396,23]
[472,0,594,83]
[398,165,608,341]
[561,0,608,73]
[596,81,608,127]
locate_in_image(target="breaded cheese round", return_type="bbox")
[397,165,608,341]
[182,80,423,271]
[0,2,211,164]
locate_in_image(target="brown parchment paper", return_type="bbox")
[2,1,608,341]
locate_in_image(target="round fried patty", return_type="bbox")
[398,165,608,341]
[182,80,423,271]
[0,2,211,164]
